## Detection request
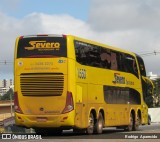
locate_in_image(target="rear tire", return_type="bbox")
[94,112,104,134]
[124,113,133,131]
[86,113,94,134]
[148,116,151,125]
[133,114,141,131]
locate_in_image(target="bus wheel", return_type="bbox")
[86,113,94,134]
[125,113,133,131]
[94,112,104,134]
[133,114,141,131]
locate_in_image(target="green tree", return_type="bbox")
[152,78,160,107]
[0,88,14,100]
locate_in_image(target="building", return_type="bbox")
[0,79,13,88]
[0,79,14,124]
[147,72,160,107]
[0,79,14,96]
[148,72,160,80]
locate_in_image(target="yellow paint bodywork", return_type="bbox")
[14,35,148,129]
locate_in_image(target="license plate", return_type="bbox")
[37,117,47,122]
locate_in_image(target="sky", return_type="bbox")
[0,0,160,79]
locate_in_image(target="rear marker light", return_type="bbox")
[62,91,74,114]
[14,92,23,114]
[19,36,24,39]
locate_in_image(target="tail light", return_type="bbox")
[62,91,74,114]
[14,92,23,114]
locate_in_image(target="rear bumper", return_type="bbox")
[15,111,75,128]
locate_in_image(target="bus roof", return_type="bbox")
[17,34,137,58]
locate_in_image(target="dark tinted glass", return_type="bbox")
[103,86,141,104]
[17,37,67,58]
[74,40,139,78]
[136,55,146,76]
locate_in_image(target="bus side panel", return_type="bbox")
[75,83,88,129]
[67,36,89,128]
[141,103,148,124]
[88,84,104,104]
[104,105,129,127]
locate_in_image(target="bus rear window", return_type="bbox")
[17,36,67,58]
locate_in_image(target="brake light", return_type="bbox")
[62,34,67,38]
[62,91,74,114]
[14,92,23,114]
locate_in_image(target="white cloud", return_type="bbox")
[88,0,160,75]
[0,0,160,78]
[0,12,93,62]
[0,0,21,14]
[89,0,160,32]
[0,12,92,78]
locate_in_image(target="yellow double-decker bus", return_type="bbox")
[14,34,148,135]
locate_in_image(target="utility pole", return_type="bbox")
[9,87,13,117]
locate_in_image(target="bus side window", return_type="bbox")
[88,49,101,67]
[75,48,81,63]
[74,41,89,65]
[111,52,118,70]
[100,49,111,69]
[133,60,138,76]
[136,55,146,77]
[125,54,139,78]
[118,53,126,72]
[81,48,88,65]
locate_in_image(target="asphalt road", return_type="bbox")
[1,123,160,142]
[42,123,160,140]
